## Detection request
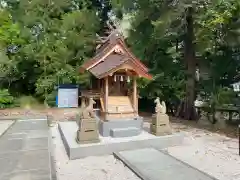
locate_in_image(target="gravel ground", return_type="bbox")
[51,125,139,180]
[166,127,240,180]
[0,120,14,136]
[51,122,240,180]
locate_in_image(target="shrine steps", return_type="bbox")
[100,96,135,117]
[108,96,134,113]
[106,113,136,119]
[110,127,141,138]
[99,117,143,137]
[98,96,140,137]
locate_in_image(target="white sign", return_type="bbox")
[58,88,78,108]
[232,82,240,92]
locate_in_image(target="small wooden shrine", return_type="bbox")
[80,30,152,121]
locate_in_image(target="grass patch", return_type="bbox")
[14,96,45,109]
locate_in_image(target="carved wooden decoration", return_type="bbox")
[114,45,124,54]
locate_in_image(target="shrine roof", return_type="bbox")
[89,53,128,78]
[80,31,152,79]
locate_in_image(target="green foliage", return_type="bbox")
[111,0,187,103]
[45,90,57,107]
[0,0,240,112]
[111,0,240,109]
[214,87,236,105]
[0,10,24,45]
[0,0,101,103]
[0,89,14,108]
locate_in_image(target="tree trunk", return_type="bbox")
[178,7,198,120]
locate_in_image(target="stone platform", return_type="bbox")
[58,121,184,160]
[114,148,217,180]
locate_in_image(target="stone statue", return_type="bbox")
[76,97,99,144]
[154,97,167,114]
[151,97,171,136]
[81,98,96,119]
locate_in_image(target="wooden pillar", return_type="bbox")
[104,76,109,120]
[133,76,138,114]
[97,79,100,90]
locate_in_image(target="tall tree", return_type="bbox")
[112,0,240,119]
[2,0,101,104]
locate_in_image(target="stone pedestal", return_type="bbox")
[76,118,99,144]
[151,114,172,136]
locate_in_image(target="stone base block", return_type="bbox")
[76,130,99,144]
[150,124,172,136]
[110,127,141,138]
[76,138,100,144]
[99,117,143,137]
[152,114,170,126]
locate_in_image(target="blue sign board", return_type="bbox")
[57,84,78,108]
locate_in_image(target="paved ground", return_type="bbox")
[115,148,216,180]
[0,120,14,136]
[0,119,52,180]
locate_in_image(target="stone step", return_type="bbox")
[110,127,141,138]
[99,118,143,137]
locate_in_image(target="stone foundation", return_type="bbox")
[58,121,185,160]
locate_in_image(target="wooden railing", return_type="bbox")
[80,90,101,98]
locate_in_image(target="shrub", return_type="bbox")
[0,89,14,108]
[215,87,236,106]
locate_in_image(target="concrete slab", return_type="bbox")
[0,119,52,180]
[0,149,50,175]
[114,148,217,180]
[0,137,48,153]
[0,169,51,180]
[59,121,184,160]
[6,119,48,133]
[1,129,49,140]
